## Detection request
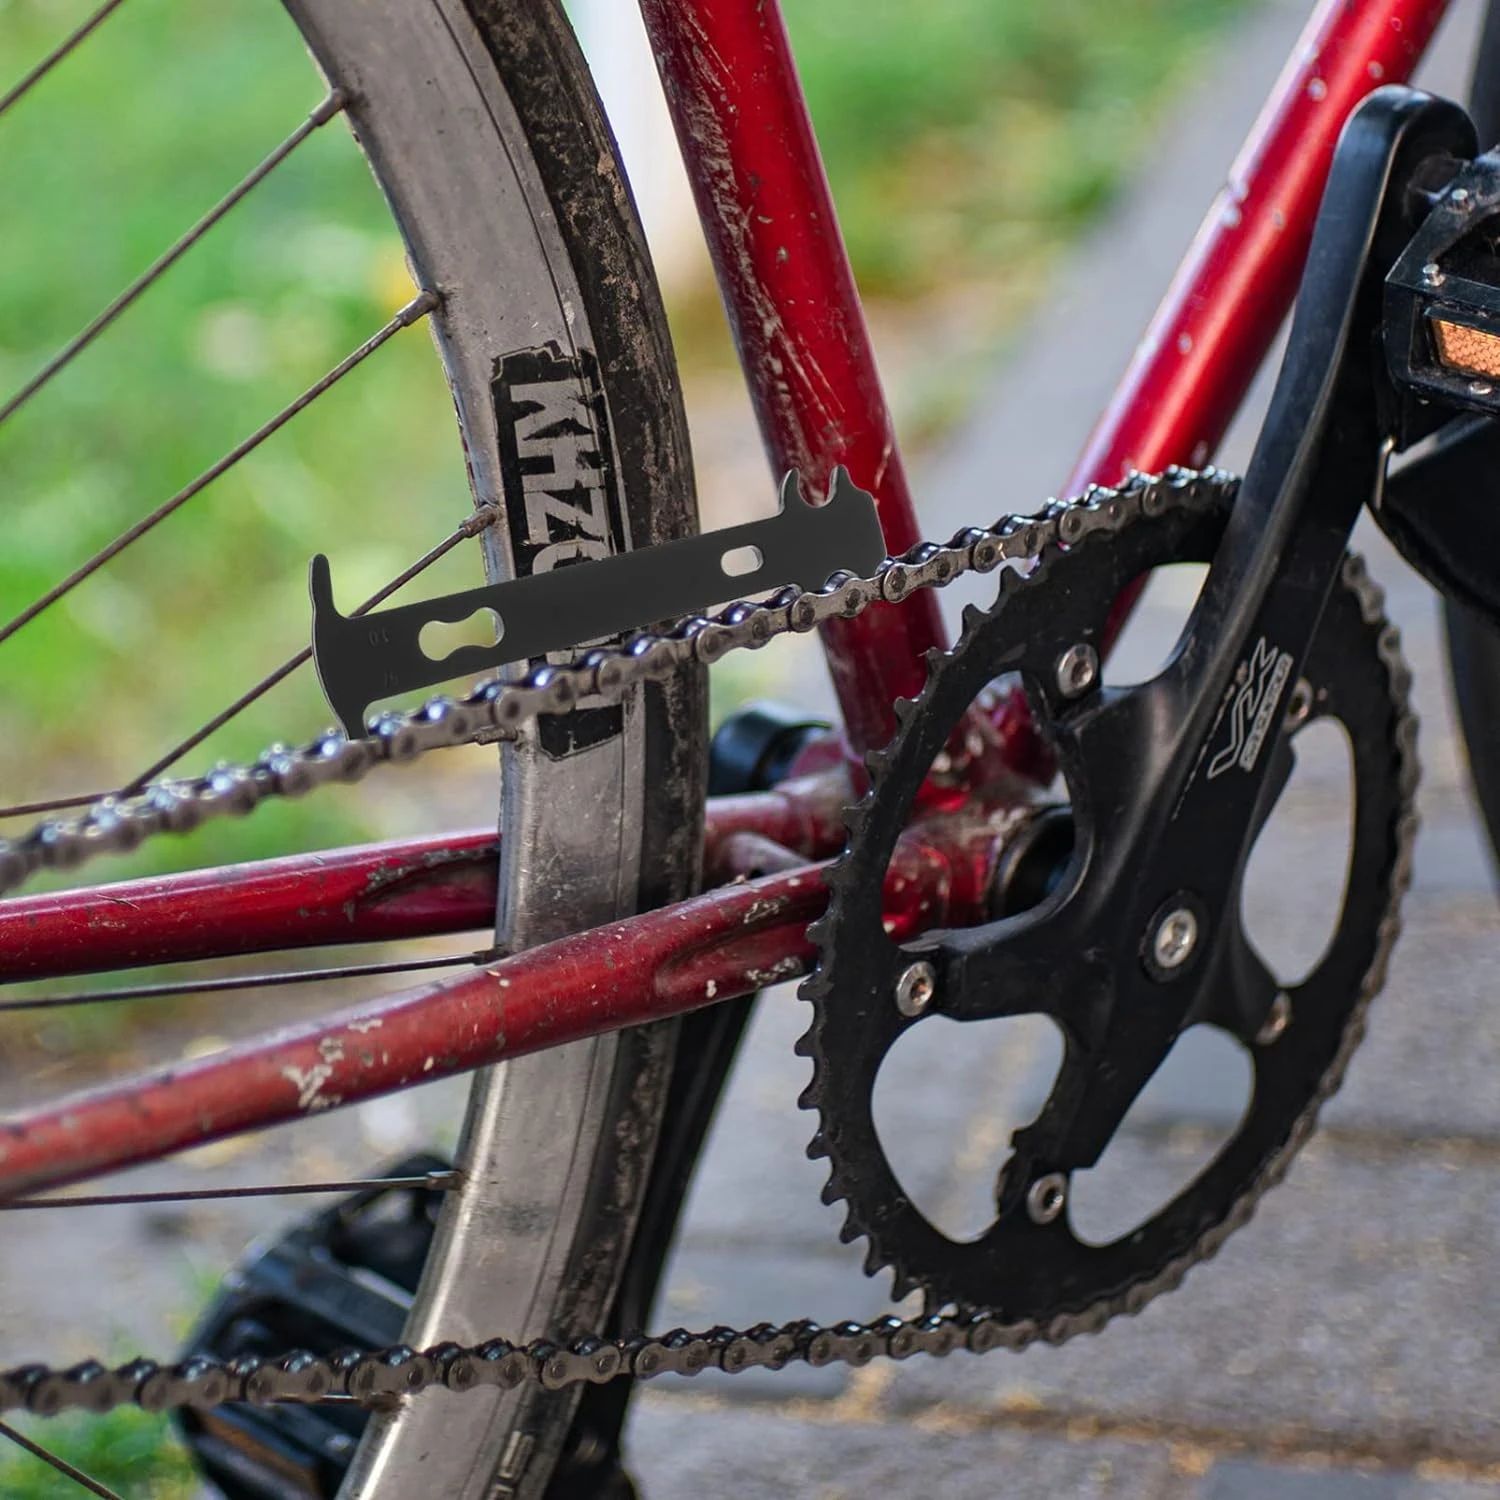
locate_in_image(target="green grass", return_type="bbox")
[0,0,1252,871]
[0,1408,198,1498]
[0,0,474,869]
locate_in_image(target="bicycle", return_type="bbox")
[2,0,1500,1497]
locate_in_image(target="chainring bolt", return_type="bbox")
[1026,1173,1069,1225]
[1151,906,1199,971]
[1284,677,1313,731]
[1256,991,1293,1045]
[894,960,937,1018]
[1055,642,1100,699]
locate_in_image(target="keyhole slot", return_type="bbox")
[419,608,503,662]
[721,545,764,579]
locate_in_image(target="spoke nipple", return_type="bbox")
[1055,642,1099,699]
[894,960,937,1018]
[1150,905,1199,973]
[1284,677,1313,732]
[1026,1173,1068,1226]
[1257,991,1293,1045]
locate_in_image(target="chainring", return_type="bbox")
[797,487,1416,1327]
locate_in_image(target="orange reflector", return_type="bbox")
[1430,317,1500,381]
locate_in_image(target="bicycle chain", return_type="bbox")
[0,468,1237,897]
[0,465,1419,1421]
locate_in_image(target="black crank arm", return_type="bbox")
[309,467,886,738]
[1124,89,1474,902]
[1032,88,1477,1173]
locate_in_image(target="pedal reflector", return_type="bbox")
[1430,315,1500,381]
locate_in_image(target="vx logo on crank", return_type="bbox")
[1206,635,1293,780]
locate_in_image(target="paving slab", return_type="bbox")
[627,1397,1195,1500]
[672,976,1053,1251]
[646,3,1500,1496]
[1201,1458,1500,1500]
[883,1138,1500,1465]
[648,1241,882,1403]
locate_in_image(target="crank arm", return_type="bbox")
[1036,88,1476,1171]
[1135,88,1473,916]
[309,467,886,738]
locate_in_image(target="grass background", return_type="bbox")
[0,0,1248,1490]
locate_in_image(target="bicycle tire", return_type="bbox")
[274,3,709,1496]
[1440,0,1500,888]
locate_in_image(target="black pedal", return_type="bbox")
[174,1154,449,1500]
[1387,148,1500,425]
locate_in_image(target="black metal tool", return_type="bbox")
[309,467,886,738]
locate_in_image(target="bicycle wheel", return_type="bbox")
[2,1,707,1496]
[1443,0,1500,885]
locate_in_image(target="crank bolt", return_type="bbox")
[1055,642,1099,699]
[894,960,937,1018]
[1257,991,1293,1045]
[1283,678,1313,732]
[1026,1173,1068,1226]
[1150,906,1199,972]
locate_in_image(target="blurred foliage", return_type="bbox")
[0,0,1249,869]
[784,0,1247,295]
[0,0,1251,1485]
[0,0,474,871]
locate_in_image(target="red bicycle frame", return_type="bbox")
[0,0,1458,1198]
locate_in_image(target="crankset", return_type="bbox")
[801,85,1472,1319]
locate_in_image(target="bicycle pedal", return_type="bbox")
[1387,149,1500,418]
[174,1154,449,1500]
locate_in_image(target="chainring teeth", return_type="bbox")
[799,485,1418,1333]
[796,515,1148,1307]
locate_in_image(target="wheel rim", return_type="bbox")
[278,3,703,1494]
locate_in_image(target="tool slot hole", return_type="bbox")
[721,545,764,579]
[419,608,503,662]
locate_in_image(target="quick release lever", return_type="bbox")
[309,467,887,738]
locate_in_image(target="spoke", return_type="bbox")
[0,788,99,819]
[0,487,482,822]
[0,0,128,122]
[0,947,496,1012]
[0,1419,123,1499]
[0,287,439,662]
[3,1170,457,1210]
[0,91,346,434]
[120,500,497,791]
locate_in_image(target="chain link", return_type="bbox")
[0,465,1417,1422]
[0,1306,1061,1418]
